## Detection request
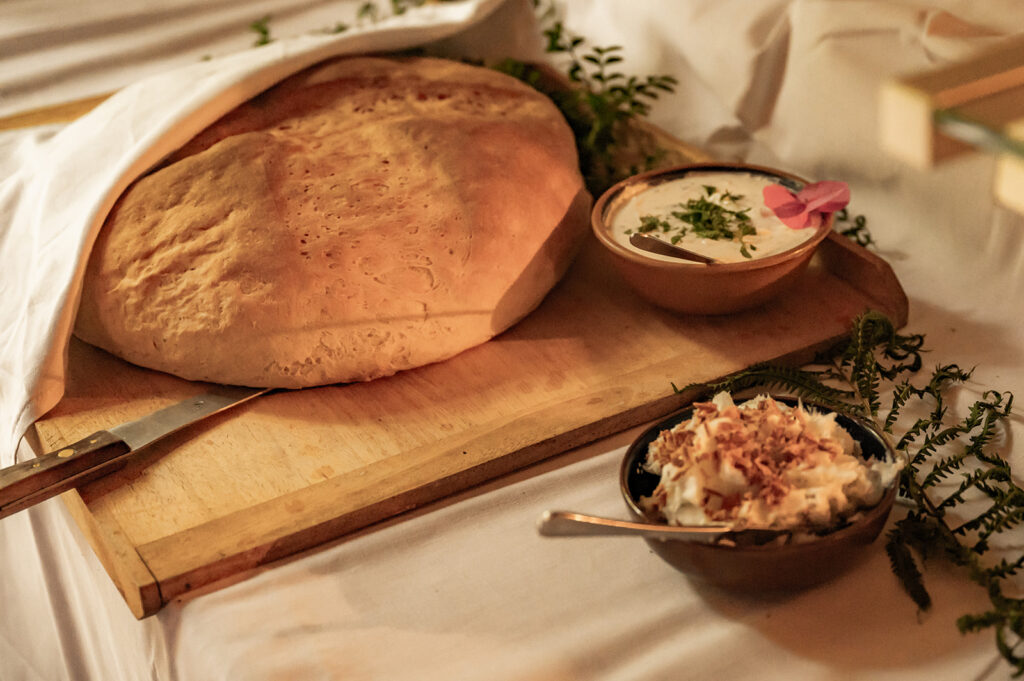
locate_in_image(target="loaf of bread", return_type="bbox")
[74,56,590,387]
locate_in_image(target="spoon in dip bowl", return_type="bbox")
[538,394,901,591]
[628,233,719,265]
[537,509,783,545]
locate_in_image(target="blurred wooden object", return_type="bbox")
[879,34,1024,214]
[995,119,1024,214]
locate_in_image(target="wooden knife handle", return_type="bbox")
[0,431,130,520]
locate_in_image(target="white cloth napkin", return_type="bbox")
[0,0,543,466]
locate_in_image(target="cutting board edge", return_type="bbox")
[819,233,909,327]
[58,487,163,618]
[133,384,693,604]
[124,333,846,609]
[37,241,901,618]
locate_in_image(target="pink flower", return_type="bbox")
[762,181,850,230]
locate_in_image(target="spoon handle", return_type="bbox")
[537,510,730,543]
[628,233,717,264]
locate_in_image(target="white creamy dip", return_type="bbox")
[610,171,815,264]
[640,393,900,531]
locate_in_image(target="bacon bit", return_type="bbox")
[719,493,742,512]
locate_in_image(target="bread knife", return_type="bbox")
[0,385,269,520]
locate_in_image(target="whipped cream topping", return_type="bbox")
[640,393,900,531]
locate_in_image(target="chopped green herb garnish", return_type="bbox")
[676,196,750,240]
[637,215,671,233]
[356,1,379,21]
[250,15,273,46]
[633,187,758,258]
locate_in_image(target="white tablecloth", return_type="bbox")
[2,1,1023,679]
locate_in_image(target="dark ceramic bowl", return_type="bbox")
[591,163,833,315]
[619,397,898,592]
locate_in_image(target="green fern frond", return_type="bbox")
[886,523,932,610]
[986,555,1024,579]
[884,382,915,432]
[958,610,1007,633]
[922,450,971,487]
[678,363,861,416]
[994,626,1024,674]
[938,467,1013,512]
[897,417,938,460]
[956,500,1011,535]
[979,506,1024,540]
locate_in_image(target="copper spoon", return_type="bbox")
[536,510,786,545]
[628,233,718,264]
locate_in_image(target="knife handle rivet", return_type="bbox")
[57,448,76,458]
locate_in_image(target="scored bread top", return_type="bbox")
[74,56,590,387]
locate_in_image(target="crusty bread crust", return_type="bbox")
[74,57,590,387]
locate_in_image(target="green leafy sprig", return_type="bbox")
[681,311,1022,675]
[537,19,677,194]
[353,0,451,24]
[248,1,454,44]
[834,207,875,247]
[250,15,273,46]
[490,2,677,195]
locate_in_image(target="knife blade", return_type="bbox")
[0,385,269,520]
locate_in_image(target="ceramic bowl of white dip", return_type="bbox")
[591,163,835,315]
[618,394,900,592]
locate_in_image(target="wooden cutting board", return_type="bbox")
[32,230,906,618]
[16,66,907,617]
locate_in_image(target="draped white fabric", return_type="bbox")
[1,1,1022,679]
